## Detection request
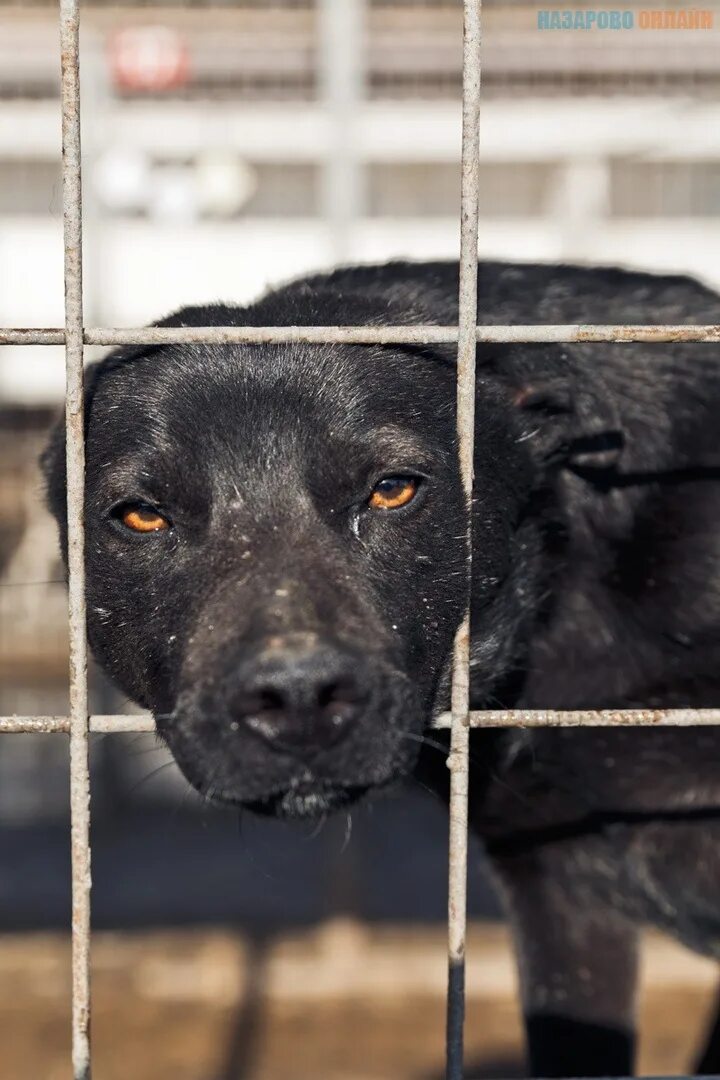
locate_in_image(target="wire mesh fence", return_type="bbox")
[1,0,718,1077]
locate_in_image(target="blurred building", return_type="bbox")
[3,0,720,404]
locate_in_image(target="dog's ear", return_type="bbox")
[40,415,67,550]
[492,347,624,473]
[41,359,103,557]
[511,378,624,471]
[41,344,159,557]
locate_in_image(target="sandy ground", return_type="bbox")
[1,921,717,1080]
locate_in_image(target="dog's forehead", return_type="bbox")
[90,341,453,451]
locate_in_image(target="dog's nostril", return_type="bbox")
[315,681,367,744]
[317,679,360,714]
[241,689,287,740]
[252,689,285,716]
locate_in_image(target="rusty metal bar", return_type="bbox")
[438,708,720,729]
[0,328,66,344]
[5,324,720,347]
[446,2,481,1077]
[2,708,720,735]
[59,0,92,1075]
[0,716,156,734]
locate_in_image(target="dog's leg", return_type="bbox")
[695,980,720,1075]
[490,845,639,1078]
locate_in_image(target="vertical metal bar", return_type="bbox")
[60,0,91,1076]
[317,0,365,262]
[446,1,481,1077]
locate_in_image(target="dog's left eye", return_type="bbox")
[116,503,171,534]
[369,476,419,510]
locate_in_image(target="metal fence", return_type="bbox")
[2,1,720,1078]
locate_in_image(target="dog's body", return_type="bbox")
[44,261,720,1076]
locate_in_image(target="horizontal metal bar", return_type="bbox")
[4,324,720,347]
[2,709,720,735]
[0,715,156,734]
[0,328,65,344]
[435,708,720,728]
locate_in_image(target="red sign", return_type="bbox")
[109,27,190,93]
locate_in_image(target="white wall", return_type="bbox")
[3,96,720,403]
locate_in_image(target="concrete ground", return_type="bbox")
[1,921,717,1080]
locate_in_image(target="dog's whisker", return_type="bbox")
[397,730,450,756]
[486,769,536,814]
[125,743,173,759]
[170,776,198,824]
[397,728,488,769]
[307,812,328,841]
[341,811,353,852]
[127,760,176,797]
[411,775,446,807]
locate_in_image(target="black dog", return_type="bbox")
[43,261,720,1077]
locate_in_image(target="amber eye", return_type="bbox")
[369,475,420,511]
[119,504,170,534]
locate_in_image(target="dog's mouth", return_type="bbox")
[159,707,423,819]
[250,781,373,818]
[204,778,374,819]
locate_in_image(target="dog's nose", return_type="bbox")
[232,642,369,756]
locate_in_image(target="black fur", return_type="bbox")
[43,260,720,1076]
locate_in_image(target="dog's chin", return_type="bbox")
[249,782,372,819]
[206,781,373,819]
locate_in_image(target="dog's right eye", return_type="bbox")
[114,503,171,534]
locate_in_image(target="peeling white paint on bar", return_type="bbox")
[446,2,482,1077]
[59,0,92,1075]
[4,324,720,346]
[436,708,720,729]
[3,709,720,734]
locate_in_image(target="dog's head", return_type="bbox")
[42,288,619,817]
